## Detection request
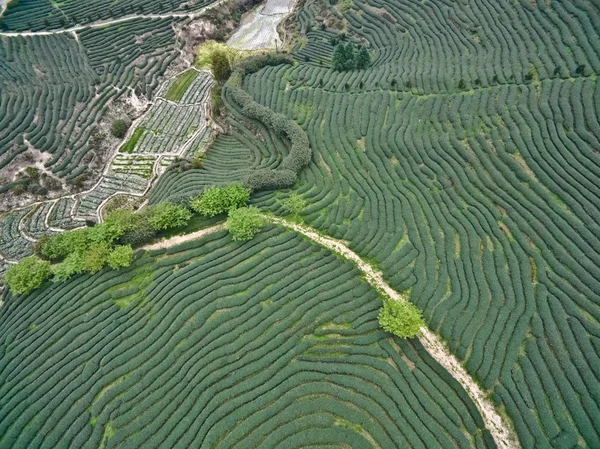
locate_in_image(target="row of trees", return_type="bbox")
[3,183,266,295]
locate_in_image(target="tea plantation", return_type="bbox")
[238,1,600,448]
[0,0,599,447]
[0,226,495,448]
[0,18,182,183]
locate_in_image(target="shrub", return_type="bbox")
[281,193,306,216]
[378,298,424,338]
[51,252,85,282]
[148,202,192,230]
[356,46,371,69]
[110,119,129,138]
[107,245,133,269]
[4,256,51,295]
[118,211,157,246]
[191,183,250,217]
[42,229,89,261]
[83,243,111,274]
[87,220,125,245]
[210,85,224,116]
[211,50,232,85]
[226,207,265,241]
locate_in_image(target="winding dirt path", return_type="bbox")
[270,217,520,449]
[141,223,225,251]
[136,214,521,449]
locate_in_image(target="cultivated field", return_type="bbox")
[0,0,598,447]
[0,226,496,448]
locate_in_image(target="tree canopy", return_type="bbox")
[4,256,51,295]
[378,298,424,338]
[226,206,265,241]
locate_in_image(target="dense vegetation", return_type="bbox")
[0,226,496,448]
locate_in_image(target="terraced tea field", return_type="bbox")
[0,226,497,448]
[0,0,599,447]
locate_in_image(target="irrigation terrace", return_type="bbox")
[1,0,600,449]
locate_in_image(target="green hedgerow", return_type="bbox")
[4,256,51,295]
[378,298,424,338]
[225,206,265,241]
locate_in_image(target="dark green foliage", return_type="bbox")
[3,256,51,295]
[356,46,371,69]
[332,42,356,71]
[210,85,224,116]
[211,50,232,85]
[224,56,311,192]
[110,119,129,138]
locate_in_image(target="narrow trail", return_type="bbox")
[136,214,521,449]
[0,0,228,37]
[141,223,225,251]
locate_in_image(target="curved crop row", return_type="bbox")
[0,225,496,448]
[243,1,600,444]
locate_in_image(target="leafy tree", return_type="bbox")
[191,183,250,217]
[226,207,265,241]
[4,256,51,295]
[42,228,89,261]
[332,42,357,71]
[211,50,232,85]
[148,202,192,230]
[88,221,125,245]
[110,119,129,138]
[83,243,111,274]
[378,298,424,338]
[355,46,371,69]
[281,193,306,216]
[51,252,85,282]
[107,245,133,269]
[118,211,157,246]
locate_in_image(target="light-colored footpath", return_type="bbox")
[141,214,521,449]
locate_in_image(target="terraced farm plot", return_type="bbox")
[76,172,150,217]
[111,155,156,179]
[0,18,181,188]
[0,226,496,448]
[213,1,599,447]
[0,208,33,260]
[0,0,217,32]
[123,70,213,155]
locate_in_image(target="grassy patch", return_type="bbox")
[194,40,258,70]
[119,128,144,153]
[165,69,199,102]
